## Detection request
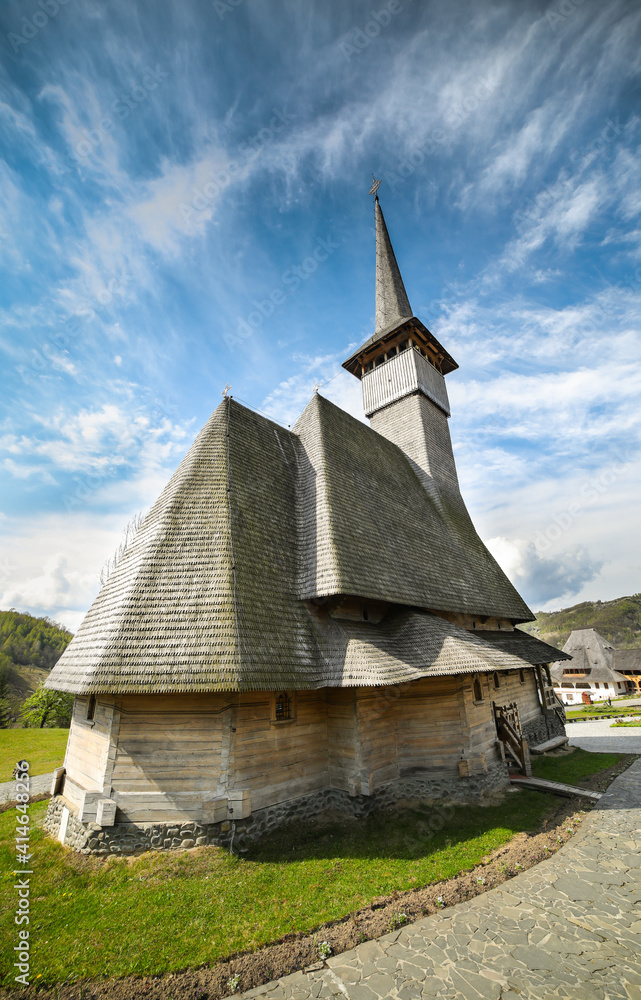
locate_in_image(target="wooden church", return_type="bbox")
[45,193,569,854]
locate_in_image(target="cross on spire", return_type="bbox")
[221,383,231,397]
[369,174,382,199]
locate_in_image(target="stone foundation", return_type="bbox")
[43,794,94,851]
[44,762,510,855]
[522,712,566,748]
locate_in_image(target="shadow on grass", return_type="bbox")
[244,790,553,866]
[530,748,628,785]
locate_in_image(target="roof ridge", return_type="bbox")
[225,396,243,690]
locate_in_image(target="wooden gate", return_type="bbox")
[494,701,532,776]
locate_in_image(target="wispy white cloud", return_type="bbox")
[260,349,363,428]
[0,398,193,513]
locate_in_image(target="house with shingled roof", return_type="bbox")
[551,628,631,705]
[44,194,570,854]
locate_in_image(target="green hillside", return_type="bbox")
[0,610,73,723]
[521,595,641,650]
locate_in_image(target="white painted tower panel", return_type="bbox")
[362,347,450,418]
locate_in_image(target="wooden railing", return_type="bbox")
[494,702,532,776]
[535,666,567,727]
[550,689,567,726]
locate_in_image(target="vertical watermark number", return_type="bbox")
[13,759,32,987]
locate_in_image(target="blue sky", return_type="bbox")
[0,0,640,631]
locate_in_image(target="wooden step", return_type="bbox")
[509,775,602,802]
[530,736,569,755]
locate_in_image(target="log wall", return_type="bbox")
[357,677,468,792]
[64,696,113,792]
[232,690,329,811]
[458,670,546,768]
[109,693,231,822]
[61,672,545,824]
[327,689,357,793]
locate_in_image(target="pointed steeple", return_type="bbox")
[342,188,457,382]
[374,195,412,335]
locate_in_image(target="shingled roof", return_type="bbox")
[46,395,547,695]
[550,628,629,685]
[373,195,413,336]
[614,648,641,673]
[294,393,532,619]
[476,629,571,665]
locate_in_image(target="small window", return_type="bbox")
[595,682,600,689]
[275,692,291,721]
[519,669,525,684]
[493,672,500,690]
[362,607,369,621]
[271,691,296,724]
[399,340,408,352]
[375,354,384,367]
[473,677,483,702]
[87,694,96,721]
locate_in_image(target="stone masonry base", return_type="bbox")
[44,762,510,855]
[522,712,566,748]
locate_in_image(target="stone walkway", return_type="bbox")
[239,758,641,1000]
[0,770,53,804]
[567,718,641,755]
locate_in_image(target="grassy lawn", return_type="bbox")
[531,747,626,784]
[566,704,641,719]
[612,720,641,727]
[1,791,560,987]
[0,748,627,988]
[0,729,68,782]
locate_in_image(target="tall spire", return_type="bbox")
[374,195,412,335]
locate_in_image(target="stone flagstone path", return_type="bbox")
[0,770,53,804]
[239,757,641,1000]
[567,718,641,755]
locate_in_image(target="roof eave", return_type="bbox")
[342,317,458,378]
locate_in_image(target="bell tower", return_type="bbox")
[342,188,461,509]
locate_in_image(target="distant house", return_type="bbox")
[613,648,641,694]
[550,629,630,705]
[44,194,569,855]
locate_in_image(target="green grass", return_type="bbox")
[612,720,641,727]
[0,791,557,987]
[0,729,68,782]
[565,704,641,719]
[531,748,626,784]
